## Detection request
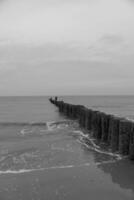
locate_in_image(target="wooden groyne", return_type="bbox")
[49,98,134,160]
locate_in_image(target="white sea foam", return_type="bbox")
[78,138,122,160]
[73,130,89,139]
[0,159,122,175]
[74,130,101,149]
[20,129,33,135]
[20,120,71,135]
[46,120,78,131]
[46,121,56,131]
[0,165,76,175]
[74,130,122,160]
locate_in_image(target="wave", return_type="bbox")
[46,120,78,131]
[0,165,75,175]
[20,129,33,135]
[0,120,76,127]
[0,160,119,175]
[73,130,122,160]
[0,122,47,126]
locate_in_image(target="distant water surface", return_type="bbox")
[0,96,62,122]
[63,95,134,120]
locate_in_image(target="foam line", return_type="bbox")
[74,130,122,160]
[73,130,100,149]
[0,165,75,175]
[0,159,123,175]
[20,129,33,135]
[78,139,122,160]
[0,164,92,175]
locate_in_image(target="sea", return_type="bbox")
[0,96,134,200]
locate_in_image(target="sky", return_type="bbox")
[0,0,134,95]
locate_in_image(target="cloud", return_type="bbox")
[0,38,11,46]
[126,0,134,3]
[99,34,124,45]
[0,0,134,95]
[87,34,134,62]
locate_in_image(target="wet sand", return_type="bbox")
[0,162,133,200]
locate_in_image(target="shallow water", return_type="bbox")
[0,96,133,199]
[0,120,133,200]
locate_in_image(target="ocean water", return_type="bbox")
[63,95,134,120]
[0,96,134,200]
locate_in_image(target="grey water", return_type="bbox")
[0,96,134,200]
[63,95,134,120]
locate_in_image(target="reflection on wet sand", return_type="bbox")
[98,158,134,193]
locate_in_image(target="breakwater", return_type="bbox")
[49,98,134,160]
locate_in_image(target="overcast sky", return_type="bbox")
[0,0,134,95]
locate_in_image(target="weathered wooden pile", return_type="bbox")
[49,98,134,160]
